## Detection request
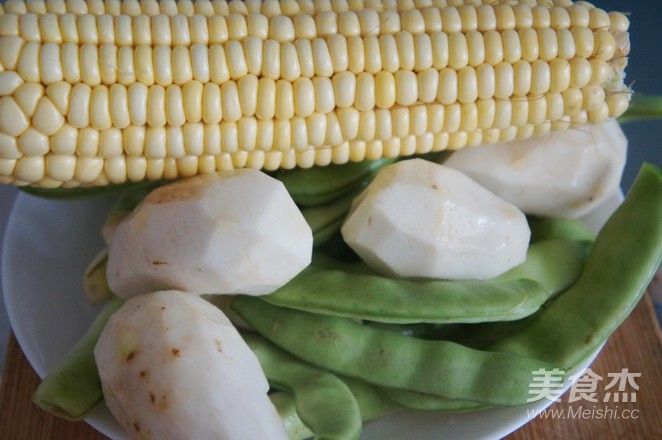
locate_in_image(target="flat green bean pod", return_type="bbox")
[243,333,363,440]
[365,314,537,349]
[232,298,561,406]
[33,297,124,420]
[340,377,396,421]
[301,187,364,248]
[270,392,314,440]
[310,218,346,249]
[261,239,588,324]
[491,164,662,370]
[528,217,595,243]
[109,181,168,212]
[19,179,166,200]
[274,159,396,206]
[270,379,395,440]
[379,388,486,412]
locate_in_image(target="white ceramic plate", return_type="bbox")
[2,191,606,440]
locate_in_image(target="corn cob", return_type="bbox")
[0,0,631,188]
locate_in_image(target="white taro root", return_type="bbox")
[94,290,288,440]
[341,159,530,280]
[106,169,312,299]
[444,120,627,218]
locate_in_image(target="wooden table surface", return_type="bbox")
[1,295,661,440]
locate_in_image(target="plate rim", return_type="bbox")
[1,190,609,440]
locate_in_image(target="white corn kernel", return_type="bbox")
[357,110,377,141]
[347,35,365,73]
[220,80,241,122]
[33,96,65,135]
[255,119,274,150]
[270,15,295,42]
[209,44,230,84]
[80,43,101,86]
[100,127,123,158]
[18,13,42,42]
[275,79,295,120]
[133,45,154,86]
[238,117,257,151]
[126,156,147,181]
[313,76,335,114]
[256,77,276,120]
[437,68,458,104]
[392,107,409,138]
[145,127,166,159]
[16,42,41,83]
[396,31,415,70]
[430,32,449,70]
[15,155,46,182]
[374,71,395,109]
[324,112,343,147]
[46,153,76,181]
[225,40,247,80]
[39,43,64,85]
[115,14,133,45]
[131,14,151,45]
[123,125,145,156]
[0,71,23,96]
[165,84,185,127]
[293,76,315,117]
[202,82,222,124]
[0,36,25,70]
[291,118,310,151]
[97,14,115,44]
[465,30,484,67]
[203,123,221,155]
[457,66,478,104]
[355,72,375,111]
[116,46,136,85]
[166,126,186,158]
[146,84,166,128]
[182,80,203,123]
[410,105,428,135]
[90,85,112,131]
[571,27,594,58]
[74,157,104,183]
[293,13,316,40]
[0,133,21,160]
[316,10,338,36]
[45,81,71,116]
[49,123,78,155]
[530,59,551,95]
[306,112,326,147]
[190,44,210,83]
[227,12,247,40]
[208,15,229,44]
[18,127,50,155]
[77,14,98,44]
[171,14,190,46]
[280,42,301,82]
[243,36,263,76]
[395,70,418,106]
[246,13,268,40]
[448,32,469,70]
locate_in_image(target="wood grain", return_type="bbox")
[0,334,106,439]
[507,293,662,440]
[1,295,661,440]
